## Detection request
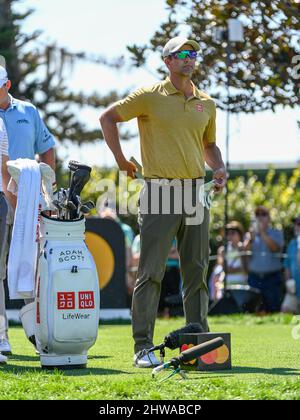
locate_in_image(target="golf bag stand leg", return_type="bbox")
[35,212,100,369]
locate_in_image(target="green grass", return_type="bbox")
[1,314,300,400]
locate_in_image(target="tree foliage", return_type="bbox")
[210,166,300,252]
[129,0,300,113]
[0,0,129,145]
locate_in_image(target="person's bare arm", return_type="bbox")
[100,106,137,178]
[40,148,55,171]
[204,143,227,193]
[2,154,17,209]
[217,246,225,266]
[259,228,281,253]
[261,233,281,252]
[243,231,253,251]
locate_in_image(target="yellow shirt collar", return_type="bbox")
[163,77,202,99]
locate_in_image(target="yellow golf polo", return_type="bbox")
[115,77,216,179]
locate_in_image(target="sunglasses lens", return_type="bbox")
[177,51,189,59]
[173,51,197,59]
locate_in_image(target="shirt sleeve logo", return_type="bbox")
[43,128,51,143]
[196,104,204,112]
[17,119,30,124]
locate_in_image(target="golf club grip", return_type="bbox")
[68,160,92,173]
[178,337,224,364]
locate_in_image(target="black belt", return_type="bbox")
[250,270,281,278]
[144,177,204,185]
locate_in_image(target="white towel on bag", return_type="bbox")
[7,161,56,210]
[39,162,56,210]
[7,159,41,299]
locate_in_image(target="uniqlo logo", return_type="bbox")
[57,292,75,310]
[78,291,95,309]
[196,104,204,112]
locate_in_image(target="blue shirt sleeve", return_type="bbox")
[33,108,55,155]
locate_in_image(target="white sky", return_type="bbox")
[17,0,300,167]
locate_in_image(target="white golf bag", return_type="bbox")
[21,213,100,369]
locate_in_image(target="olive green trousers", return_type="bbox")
[132,181,210,353]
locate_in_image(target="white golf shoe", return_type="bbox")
[0,338,12,356]
[133,351,160,368]
[0,353,7,365]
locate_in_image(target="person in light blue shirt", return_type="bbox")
[282,216,300,313]
[0,67,55,162]
[245,205,284,313]
[0,65,56,356]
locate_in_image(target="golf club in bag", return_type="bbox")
[20,161,99,369]
[67,160,92,220]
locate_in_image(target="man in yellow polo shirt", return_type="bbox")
[100,36,226,367]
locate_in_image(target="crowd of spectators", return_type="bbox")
[9,191,297,320]
[209,206,300,314]
[99,202,300,316]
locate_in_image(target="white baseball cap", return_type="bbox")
[0,65,8,88]
[162,36,200,58]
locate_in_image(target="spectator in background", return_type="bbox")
[98,200,134,300]
[0,118,8,264]
[0,65,56,356]
[244,206,284,313]
[98,201,134,244]
[127,233,141,299]
[129,235,182,317]
[209,221,248,300]
[158,239,181,318]
[281,216,300,314]
[0,116,8,364]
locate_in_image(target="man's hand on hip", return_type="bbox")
[213,167,227,193]
[117,158,137,179]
